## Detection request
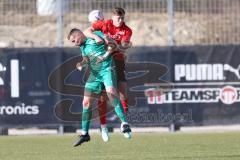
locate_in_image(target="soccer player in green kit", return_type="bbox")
[67,28,131,147]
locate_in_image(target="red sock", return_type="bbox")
[121,99,128,114]
[98,100,107,125]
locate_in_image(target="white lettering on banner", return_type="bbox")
[175,64,185,81]
[0,79,3,85]
[145,63,240,105]
[144,86,240,105]
[174,64,240,81]
[0,103,39,115]
[0,62,7,85]
[10,60,20,98]
[0,60,20,97]
[1,59,42,115]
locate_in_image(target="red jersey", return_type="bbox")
[92,19,132,60]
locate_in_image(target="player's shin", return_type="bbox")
[114,104,126,122]
[81,107,92,135]
[98,100,107,126]
[106,87,127,122]
[121,99,128,114]
[112,98,126,122]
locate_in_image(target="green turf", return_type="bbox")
[0,132,240,160]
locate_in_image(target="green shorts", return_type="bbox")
[85,67,116,94]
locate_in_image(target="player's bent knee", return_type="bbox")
[119,94,126,101]
[106,87,116,95]
[82,99,90,107]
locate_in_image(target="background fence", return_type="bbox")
[0,0,240,47]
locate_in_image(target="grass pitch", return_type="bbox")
[0,132,240,160]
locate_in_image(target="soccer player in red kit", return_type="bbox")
[85,7,132,140]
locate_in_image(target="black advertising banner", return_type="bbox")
[0,48,64,126]
[0,46,240,127]
[171,46,240,125]
[127,46,240,126]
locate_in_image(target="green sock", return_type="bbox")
[114,102,126,122]
[81,107,92,134]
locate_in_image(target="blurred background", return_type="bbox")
[1,0,240,47]
[1,0,240,135]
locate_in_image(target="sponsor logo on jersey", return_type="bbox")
[109,31,125,41]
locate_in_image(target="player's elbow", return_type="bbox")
[83,27,94,36]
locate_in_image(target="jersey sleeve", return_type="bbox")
[80,47,86,57]
[94,31,105,39]
[121,28,132,42]
[91,20,105,31]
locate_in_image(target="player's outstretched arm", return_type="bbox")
[83,27,104,44]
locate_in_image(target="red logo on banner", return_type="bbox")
[220,86,237,105]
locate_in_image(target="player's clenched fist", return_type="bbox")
[76,57,89,71]
[76,62,83,71]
